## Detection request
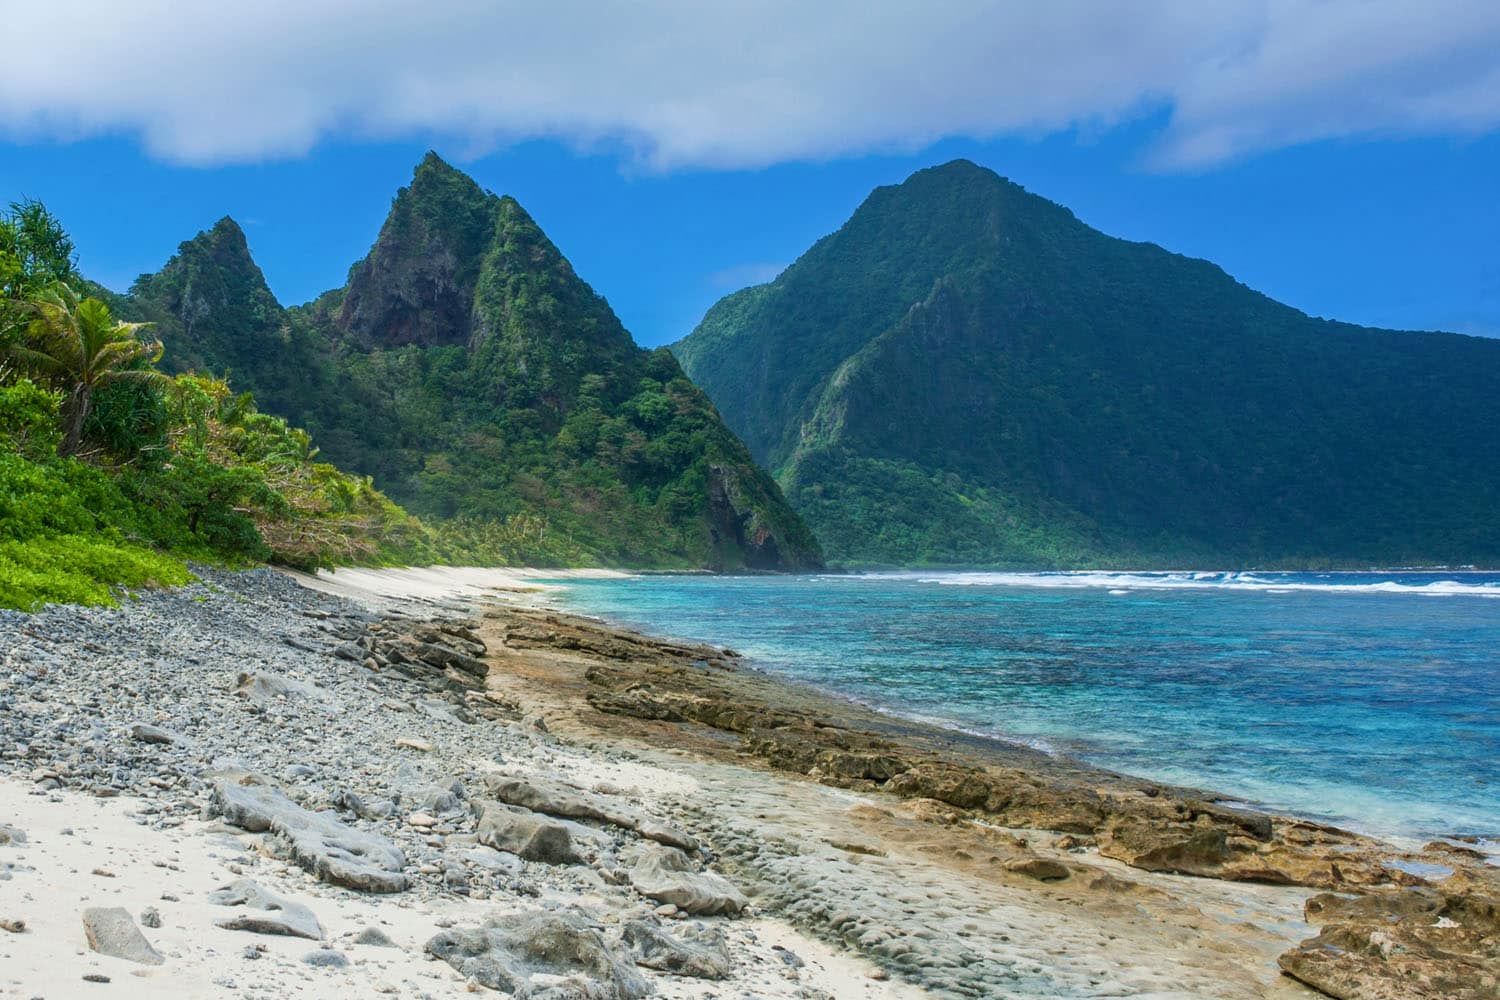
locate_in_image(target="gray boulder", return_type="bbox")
[212,780,408,893]
[129,723,182,745]
[425,909,650,998]
[234,671,330,709]
[354,926,398,947]
[209,879,324,940]
[82,907,163,965]
[627,845,746,916]
[0,824,24,846]
[476,802,580,864]
[623,919,731,979]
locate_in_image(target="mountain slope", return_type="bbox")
[674,160,1500,568]
[115,154,821,570]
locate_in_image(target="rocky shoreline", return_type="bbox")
[0,566,1494,999]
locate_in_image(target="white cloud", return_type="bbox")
[0,1,1496,170]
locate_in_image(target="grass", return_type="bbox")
[0,534,192,612]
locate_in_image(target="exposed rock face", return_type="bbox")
[706,464,783,570]
[1277,882,1500,1000]
[81,907,163,965]
[626,845,748,916]
[336,152,491,349]
[425,908,652,998]
[211,779,409,893]
[209,879,325,940]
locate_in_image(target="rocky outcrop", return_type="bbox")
[425,908,652,998]
[1277,881,1500,999]
[211,779,409,893]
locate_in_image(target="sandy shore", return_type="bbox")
[1,565,1493,999]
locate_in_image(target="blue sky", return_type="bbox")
[2,2,1497,345]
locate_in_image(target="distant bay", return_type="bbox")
[547,570,1500,847]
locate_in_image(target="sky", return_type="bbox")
[1,1,1497,345]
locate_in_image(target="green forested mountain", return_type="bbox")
[674,159,1500,568]
[111,153,821,570]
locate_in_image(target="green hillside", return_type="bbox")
[674,160,1500,568]
[117,154,820,571]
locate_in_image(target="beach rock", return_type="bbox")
[82,907,163,965]
[0,824,24,846]
[884,763,993,811]
[211,780,409,892]
[209,879,325,940]
[622,919,732,979]
[139,906,162,929]
[1005,857,1071,882]
[630,817,698,853]
[1277,884,1500,1000]
[484,774,698,852]
[129,722,181,745]
[302,948,349,968]
[234,670,326,707]
[404,779,466,816]
[627,845,747,916]
[476,802,580,864]
[1097,815,1231,876]
[813,750,909,783]
[425,908,650,998]
[354,926,398,947]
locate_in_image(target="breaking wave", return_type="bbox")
[839,570,1500,598]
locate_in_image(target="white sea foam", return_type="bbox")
[833,570,1500,598]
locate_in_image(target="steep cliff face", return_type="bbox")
[116,153,821,571]
[676,159,1500,568]
[336,152,495,349]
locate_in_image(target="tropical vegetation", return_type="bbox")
[0,200,466,611]
[674,159,1500,568]
[106,154,820,571]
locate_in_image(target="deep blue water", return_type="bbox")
[544,571,1500,843]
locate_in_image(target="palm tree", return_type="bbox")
[10,283,167,457]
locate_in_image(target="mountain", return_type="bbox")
[115,153,821,571]
[673,159,1500,568]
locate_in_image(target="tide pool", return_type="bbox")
[544,571,1500,844]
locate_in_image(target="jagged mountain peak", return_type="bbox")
[334,155,501,348]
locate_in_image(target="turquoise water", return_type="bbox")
[546,571,1500,843]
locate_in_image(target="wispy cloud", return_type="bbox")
[1,2,1497,172]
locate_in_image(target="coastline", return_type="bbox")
[0,565,1492,999]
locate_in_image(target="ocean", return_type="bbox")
[543,570,1499,846]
